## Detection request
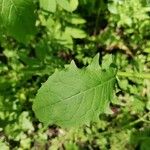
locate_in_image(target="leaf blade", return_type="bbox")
[33,54,116,127]
[56,0,78,12]
[0,0,36,43]
[40,0,56,12]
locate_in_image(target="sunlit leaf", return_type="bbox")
[65,27,87,39]
[56,0,78,12]
[40,0,56,12]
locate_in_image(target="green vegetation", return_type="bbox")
[0,0,150,149]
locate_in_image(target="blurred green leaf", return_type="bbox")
[65,27,87,38]
[0,0,36,43]
[40,0,56,12]
[56,0,78,12]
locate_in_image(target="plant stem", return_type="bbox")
[117,71,150,79]
[123,112,150,129]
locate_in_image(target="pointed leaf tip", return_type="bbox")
[88,53,100,69]
[65,60,77,70]
[70,60,77,68]
[92,53,100,65]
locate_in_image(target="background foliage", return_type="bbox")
[0,0,150,149]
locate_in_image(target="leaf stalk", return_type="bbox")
[117,71,150,79]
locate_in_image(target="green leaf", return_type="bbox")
[56,0,78,12]
[64,141,79,150]
[56,0,70,11]
[65,27,87,39]
[102,54,114,70]
[0,0,36,43]
[40,0,56,13]
[65,14,86,25]
[33,54,116,128]
[0,140,9,150]
[108,3,118,14]
[69,0,78,11]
